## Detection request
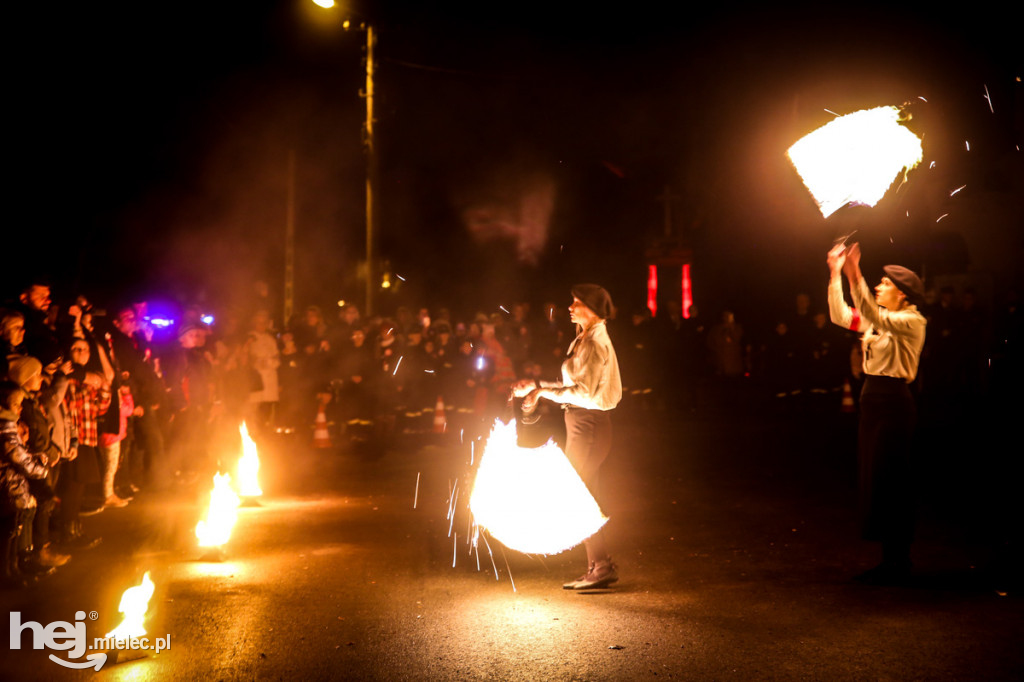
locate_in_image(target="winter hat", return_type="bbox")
[7,355,43,388]
[570,284,615,320]
[882,265,925,307]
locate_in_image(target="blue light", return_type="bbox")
[148,317,175,328]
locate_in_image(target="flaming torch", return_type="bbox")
[236,422,263,504]
[469,419,608,556]
[103,572,156,665]
[787,105,923,218]
[196,472,241,560]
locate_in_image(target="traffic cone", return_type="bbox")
[840,379,855,413]
[433,396,447,433]
[313,405,332,448]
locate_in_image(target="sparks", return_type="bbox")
[936,213,949,223]
[413,472,420,509]
[500,545,517,592]
[983,84,994,113]
[965,141,970,151]
[917,96,928,102]
[823,108,839,116]
[448,488,459,537]
[453,532,458,567]
[499,305,510,314]
[787,106,923,218]
[396,274,406,281]
[481,532,500,580]
[950,185,966,197]
[929,161,936,169]
[392,356,403,376]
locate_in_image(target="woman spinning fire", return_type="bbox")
[827,242,926,584]
[512,284,622,590]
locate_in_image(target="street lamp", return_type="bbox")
[311,0,378,317]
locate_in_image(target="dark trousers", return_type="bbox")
[132,410,165,486]
[564,407,613,565]
[858,376,916,561]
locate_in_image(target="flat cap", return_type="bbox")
[883,265,924,307]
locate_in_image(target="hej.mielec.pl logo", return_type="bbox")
[9,610,171,671]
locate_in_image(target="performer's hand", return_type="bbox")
[510,379,536,398]
[827,244,846,276]
[842,242,862,281]
[522,388,541,413]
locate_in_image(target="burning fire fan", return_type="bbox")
[469,419,608,556]
[787,105,923,218]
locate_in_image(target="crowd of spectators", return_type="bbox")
[2,276,1020,590]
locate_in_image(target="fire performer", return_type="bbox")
[512,284,622,589]
[827,242,926,584]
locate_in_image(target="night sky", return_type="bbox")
[6,1,1021,323]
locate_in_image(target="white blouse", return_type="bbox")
[828,276,926,382]
[540,320,622,410]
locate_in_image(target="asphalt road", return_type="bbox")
[3,395,1022,681]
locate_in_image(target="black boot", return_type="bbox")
[18,550,56,579]
[2,521,30,589]
[66,520,101,550]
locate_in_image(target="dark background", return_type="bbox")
[5,1,1022,321]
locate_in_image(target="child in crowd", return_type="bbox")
[0,381,55,587]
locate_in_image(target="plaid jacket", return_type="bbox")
[64,379,112,448]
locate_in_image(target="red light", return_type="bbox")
[647,265,658,317]
[682,264,692,319]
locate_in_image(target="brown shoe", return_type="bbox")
[573,560,618,590]
[563,562,595,589]
[37,545,71,568]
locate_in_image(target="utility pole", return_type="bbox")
[363,24,377,317]
[284,149,296,326]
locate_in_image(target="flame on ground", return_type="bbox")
[105,572,155,641]
[787,106,923,218]
[196,473,241,548]
[236,422,263,497]
[469,420,607,555]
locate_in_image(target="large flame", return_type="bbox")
[787,106,923,218]
[469,420,608,555]
[195,473,241,548]
[105,572,155,641]
[236,422,263,497]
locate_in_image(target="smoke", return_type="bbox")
[457,169,557,266]
[117,74,364,312]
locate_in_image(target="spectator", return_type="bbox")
[247,309,280,435]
